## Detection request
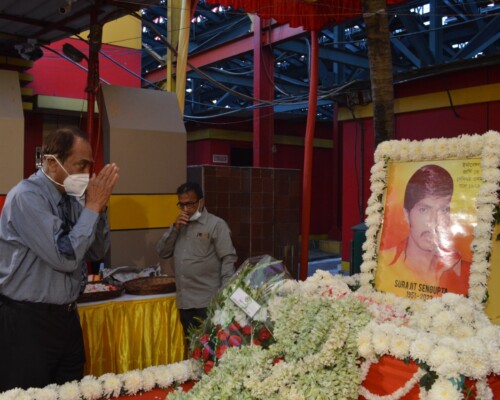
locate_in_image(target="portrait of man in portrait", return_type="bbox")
[375,159,481,300]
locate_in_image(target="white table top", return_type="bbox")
[78,292,176,307]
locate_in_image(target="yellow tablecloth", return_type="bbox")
[78,293,185,377]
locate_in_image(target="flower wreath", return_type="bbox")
[358,131,500,305]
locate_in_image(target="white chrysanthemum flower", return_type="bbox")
[360,260,377,273]
[432,310,456,330]
[372,328,391,355]
[58,381,81,400]
[358,272,374,288]
[409,336,434,362]
[2,391,31,400]
[141,368,156,392]
[428,346,460,378]
[79,375,102,400]
[370,181,386,195]
[99,373,122,397]
[468,284,487,304]
[25,388,57,400]
[389,329,411,359]
[426,377,463,400]
[374,142,392,160]
[453,324,475,339]
[481,152,500,168]
[121,370,143,394]
[475,208,495,225]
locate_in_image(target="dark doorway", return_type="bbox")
[231,147,253,167]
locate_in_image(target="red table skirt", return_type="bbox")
[110,381,196,400]
[110,357,500,400]
[360,355,500,399]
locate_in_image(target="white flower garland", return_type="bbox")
[0,359,201,400]
[359,131,500,304]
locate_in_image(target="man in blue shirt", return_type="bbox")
[0,127,119,391]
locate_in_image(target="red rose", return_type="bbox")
[199,334,210,345]
[202,346,212,360]
[204,360,214,374]
[217,329,229,341]
[191,347,201,360]
[215,325,222,333]
[258,327,271,341]
[273,357,284,365]
[241,325,253,335]
[228,322,241,332]
[216,344,228,359]
[228,335,242,347]
[252,339,262,346]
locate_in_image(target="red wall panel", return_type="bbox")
[28,38,141,99]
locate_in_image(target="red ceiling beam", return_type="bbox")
[145,24,306,84]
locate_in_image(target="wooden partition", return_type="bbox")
[0,70,24,203]
[101,85,186,270]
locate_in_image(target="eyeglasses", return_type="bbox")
[177,200,199,209]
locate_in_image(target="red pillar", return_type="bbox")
[299,30,319,281]
[253,16,274,168]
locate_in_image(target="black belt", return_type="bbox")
[0,293,77,312]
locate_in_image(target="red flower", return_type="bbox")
[228,335,242,347]
[192,347,201,360]
[273,357,284,365]
[202,346,212,360]
[252,339,262,346]
[217,329,230,341]
[216,344,228,359]
[228,322,241,332]
[204,360,214,374]
[241,325,253,335]
[258,327,271,341]
[199,334,210,345]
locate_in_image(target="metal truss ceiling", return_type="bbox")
[141,0,499,122]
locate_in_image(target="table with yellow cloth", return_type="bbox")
[77,293,185,377]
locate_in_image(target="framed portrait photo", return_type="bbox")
[359,131,500,305]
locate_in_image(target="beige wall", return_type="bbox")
[101,85,186,268]
[0,70,24,193]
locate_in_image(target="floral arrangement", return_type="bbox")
[188,255,292,374]
[0,359,200,400]
[3,270,499,400]
[168,271,500,400]
[359,131,500,304]
[169,271,373,400]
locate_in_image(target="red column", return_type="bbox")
[253,16,274,168]
[299,30,319,280]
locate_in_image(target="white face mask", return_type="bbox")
[189,203,202,221]
[44,155,90,197]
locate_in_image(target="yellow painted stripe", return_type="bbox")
[36,95,99,113]
[188,128,334,149]
[341,261,350,273]
[108,194,179,230]
[0,56,33,68]
[338,82,500,121]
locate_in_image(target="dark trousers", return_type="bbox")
[0,295,85,392]
[179,307,207,338]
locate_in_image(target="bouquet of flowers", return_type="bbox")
[188,254,292,374]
